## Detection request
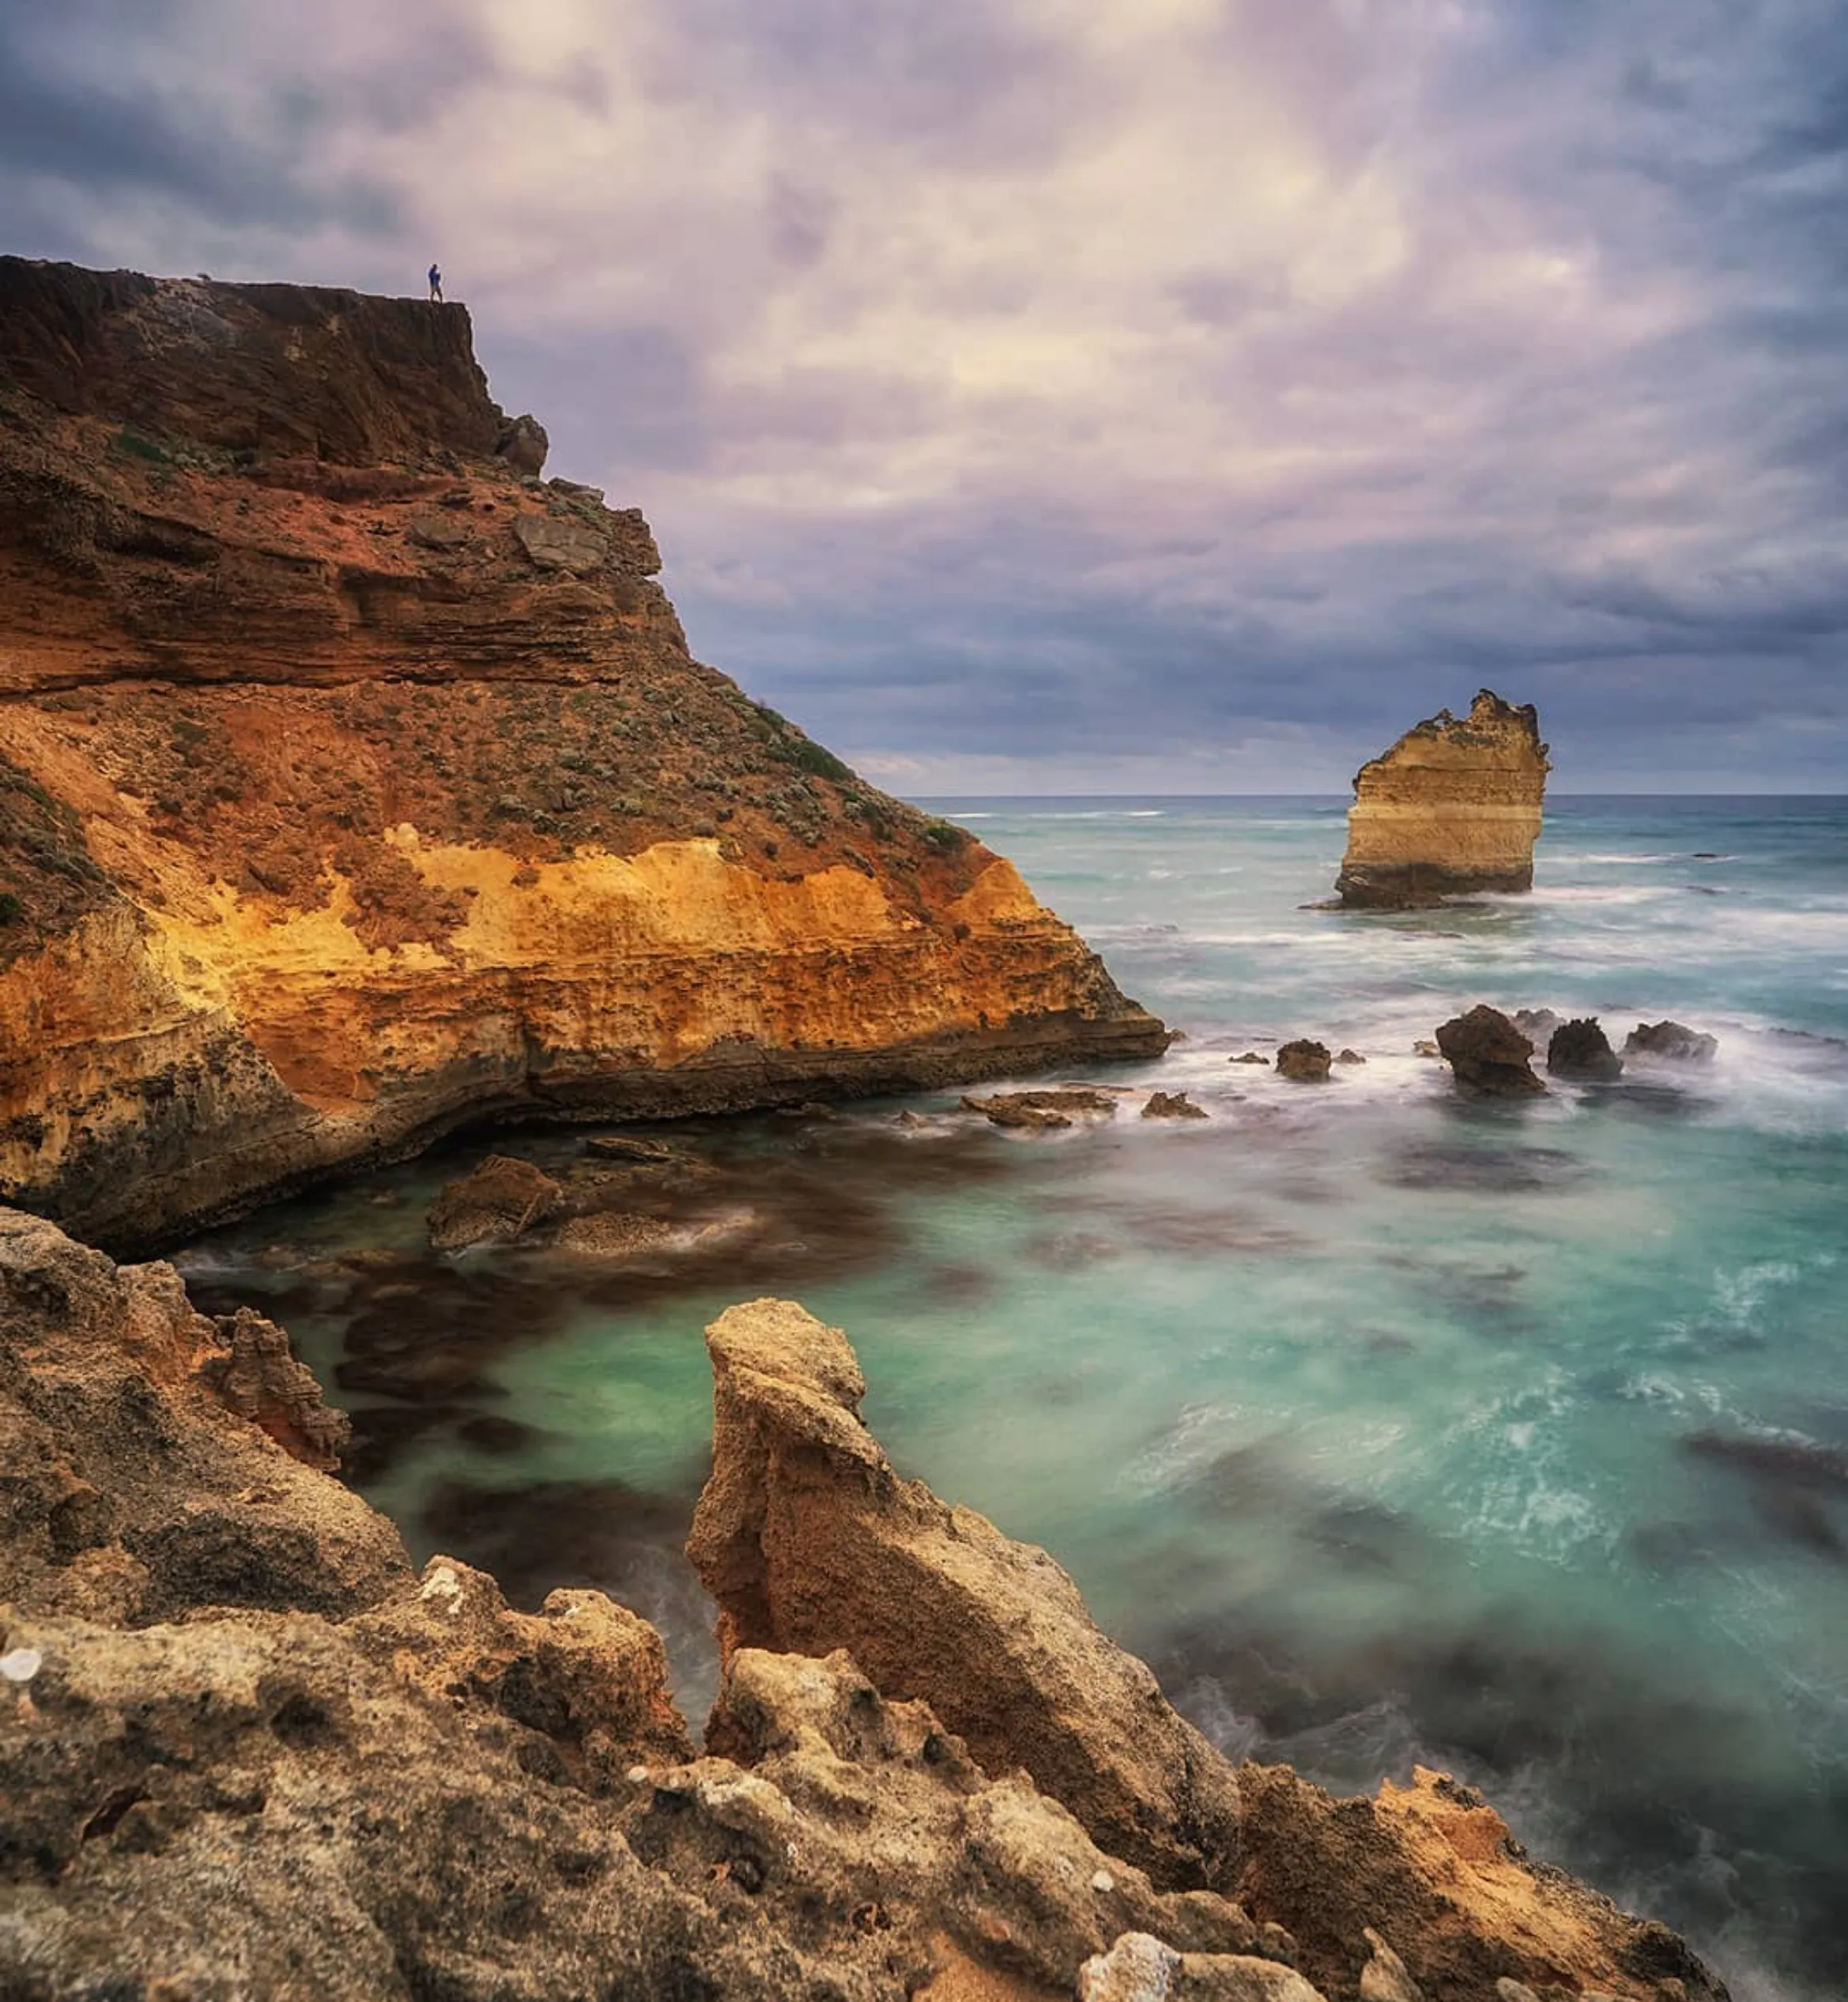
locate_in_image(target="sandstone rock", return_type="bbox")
[0,1209,405,1625]
[1412,1040,1441,1058]
[426,1154,563,1251]
[1336,691,1549,910]
[553,1211,676,1257]
[1624,1020,1719,1063]
[1275,1041,1333,1084]
[1235,1763,1725,2002]
[687,1299,1246,1892]
[1336,1050,1366,1065]
[1434,1006,1544,1097]
[494,410,549,473]
[1143,1091,1209,1121]
[512,508,609,574]
[1077,1933,1326,2001]
[1231,1052,1271,1065]
[1358,1927,1424,2001]
[583,1133,680,1163]
[1547,1019,1624,1081]
[0,257,1167,1254]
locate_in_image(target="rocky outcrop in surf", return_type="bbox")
[0,1211,1726,2000]
[1336,692,1549,910]
[0,258,1166,1255]
[1435,1005,1545,1097]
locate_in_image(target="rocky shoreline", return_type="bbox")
[1,1207,1725,2000]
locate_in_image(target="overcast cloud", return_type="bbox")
[3,0,1845,790]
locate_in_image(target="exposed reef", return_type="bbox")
[0,1212,1725,2000]
[0,258,1166,1254]
[1336,692,1549,910]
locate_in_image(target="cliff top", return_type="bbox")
[0,256,526,467]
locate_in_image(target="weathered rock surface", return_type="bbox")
[0,258,1167,1255]
[426,1152,564,1250]
[1275,1040,1333,1084]
[1624,1020,1719,1063]
[0,1212,1727,2001]
[1336,692,1549,910]
[1143,1091,1209,1120]
[686,1297,1246,1894]
[1235,1763,1724,2002]
[1435,1006,1545,1097]
[962,1088,1122,1131]
[1547,1019,1624,1081]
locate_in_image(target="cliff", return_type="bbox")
[0,1211,1724,2001]
[0,258,1166,1252]
[1334,691,1548,910]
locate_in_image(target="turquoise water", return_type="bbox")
[177,796,1848,2000]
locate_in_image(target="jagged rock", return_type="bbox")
[426,1154,563,1251]
[1510,1009,1563,1047]
[198,1303,351,1470]
[1336,1050,1367,1065]
[1358,1927,1424,2001]
[1231,1052,1271,1065]
[0,1210,405,1625]
[1336,692,1550,909]
[1547,1019,1624,1081]
[962,1088,1120,1131]
[686,1298,1246,1893]
[493,410,549,473]
[1235,1763,1725,2002]
[1434,1007,1544,1097]
[1624,1020,1719,1063]
[1275,1041,1333,1084]
[0,257,1167,1254]
[1143,1091,1209,1121]
[512,509,609,574]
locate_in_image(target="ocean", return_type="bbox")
[175,794,1848,2001]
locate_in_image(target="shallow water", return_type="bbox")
[178,795,1848,2000]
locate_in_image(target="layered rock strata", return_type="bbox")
[0,258,1166,1254]
[1336,692,1549,910]
[0,1212,1725,2000]
[1435,1005,1545,1097]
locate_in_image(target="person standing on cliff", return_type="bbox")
[428,262,443,303]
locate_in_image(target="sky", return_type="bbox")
[3,0,1846,794]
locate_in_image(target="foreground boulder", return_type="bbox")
[1336,692,1549,910]
[1547,1018,1624,1081]
[1624,1020,1719,1063]
[0,257,1167,1254]
[1435,1006,1544,1097]
[1144,1091,1209,1120]
[686,1297,1246,1892]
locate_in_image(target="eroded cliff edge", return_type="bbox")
[0,1212,1724,2002]
[0,258,1166,1252]
[1335,691,1549,911]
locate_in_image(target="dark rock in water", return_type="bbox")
[1435,1007,1543,1097]
[1142,1091,1209,1121]
[427,1155,564,1251]
[1546,1019,1623,1082]
[1625,1020,1718,1063]
[1510,1009,1561,1047]
[583,1133,680,1164]
[1336,1049,1367,1065]
[1412,1040,1441,1059]
[1276,1041,1333,1083]
[1231,1051,1272,1065]
[962,1088,1118,1130]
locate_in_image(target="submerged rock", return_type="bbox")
[1624,1020,1719,1063]
[1547,1018,1624,1081]
[1144,1091,1210,1121]
[1232,1052,1272,1065]
[1510,1009,1563,1047]
[1434,1007,1544,1097]
[1336,692,1550,910]
[1336,1049,1367,1065]
[1276,1041,1333,1084]
[426,1155,563,1251]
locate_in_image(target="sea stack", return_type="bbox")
[0,258,1167,1252]
[1335,690,1549,910]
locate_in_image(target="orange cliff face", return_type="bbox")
[1335,689,1550,911]
[0,259,1167,1251]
